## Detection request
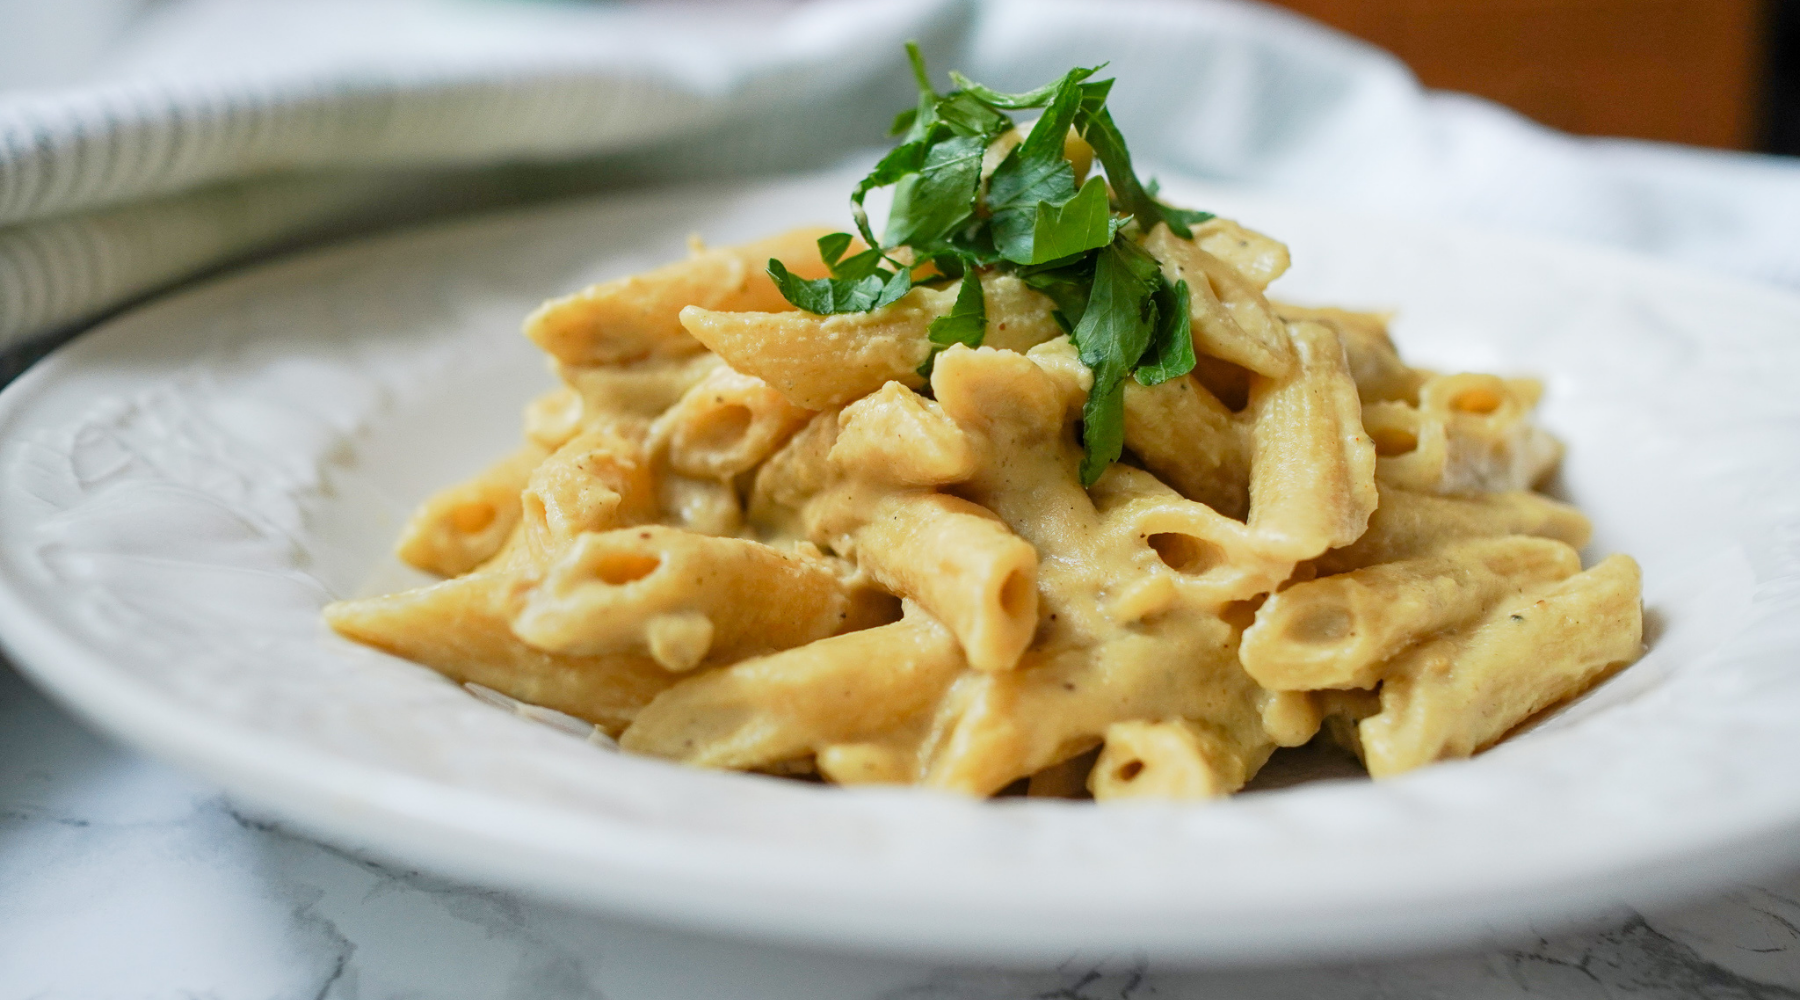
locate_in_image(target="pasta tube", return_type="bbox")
[395,444,546,577]
[1191,218,1291,291]
[526,227,835,366]
[558,353,725,425]
[1245,320,1379,560]
[1359,554,1643,777]
[1090,465,1293,613]
[1089,719,1254,801]
[978,272,1066,353]
[323,571,675,734]
[655,364,814,482]
[1241,536,1582,691]
[831,382,978,487]
[1366,373,1562,494]
[1143,223,1295,378]
[1314,484,1592,574]
[519,425,657,567]
[920,620,1270,796]
[512,526,848,672]
[522,386,584,452]
[1122,374,1249,519]
[845,492,1038,674]
[815,735,925,786]
[1257,688,1324,747]
[1273,302,1421,404]
[655,474,744,538]
[619,607,965,770]
[679,285,954,409]
[746,410,839,542]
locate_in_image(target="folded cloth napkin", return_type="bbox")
[4,0,1799,360]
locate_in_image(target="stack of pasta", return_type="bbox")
[324,217,1643,801]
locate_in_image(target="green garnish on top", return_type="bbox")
[767,44,1214,486]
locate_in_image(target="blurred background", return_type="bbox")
[5,0,1800,374]
[1273,0,1792,154]
[3,0,1796,154]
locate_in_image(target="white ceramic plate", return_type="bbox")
[2,172,1798,965]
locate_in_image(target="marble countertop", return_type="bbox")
[4,662,1799,1000]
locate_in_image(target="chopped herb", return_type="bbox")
[884,134,987,248]
[766,234,912,315]
[1072,240,1163,484]
[1134,279,1195,386]
[985,71,1092,264]
[920,268,987,377]
[768,45,1220,483]
[947,66,1101,109]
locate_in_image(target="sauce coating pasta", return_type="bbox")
[324,217,1642,801]
[325,54,1643,800]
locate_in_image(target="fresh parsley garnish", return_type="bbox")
[767,233,912,315]
[919,268,986,378]
[769,44,1218,485]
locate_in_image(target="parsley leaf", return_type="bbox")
[1071,238,1163,485]
[919,268,987,377]
[935,90,1011,139]
[1019,255,1095,330]
[986,71,1087,262]
[884,134,987,248]
[900,41,940,142]
[947,65,1102,110]
[1076,105,1170,235]
[851,140,931,249]
[815,230,894,283]
[1133,278,1196,386]
[1016,174,1114,265]
[817,232,854,270]
[1159,204,1218,235]
[767,234,913,315]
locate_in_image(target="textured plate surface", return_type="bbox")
[1,172,1797,964]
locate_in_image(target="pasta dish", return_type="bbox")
[325,51,1643,801]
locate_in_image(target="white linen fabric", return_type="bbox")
[3,0,1799,352]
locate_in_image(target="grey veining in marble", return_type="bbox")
[3,662,1798,1000]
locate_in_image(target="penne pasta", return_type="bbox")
[1366,373,1562,494]
[395,444,547,577]
[1272,302,1421,405]
[512,526,848,671]
[1314,484,1592,574]
[680,285,954,409]
[328,51,1643,802]
[654,364,814,482]
[842,491,1038,674]
[1242,536,1583,691]
[1122,374,1250,520]
[1089,719,1256,801]
[324,571,675,734]
[1143,223,1295,378]
[619,606,965,770]
[1359,555,1644,777]
[1245,320,1379,560]
[518,425,658,568]
[526,227,836,366]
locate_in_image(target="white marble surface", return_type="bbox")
[4,662,1799,998]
